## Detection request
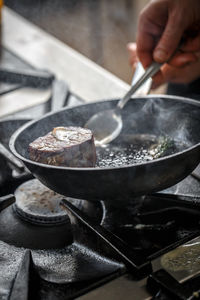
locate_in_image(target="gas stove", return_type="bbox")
[0,48,200,300]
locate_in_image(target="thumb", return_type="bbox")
[153,15,184,63]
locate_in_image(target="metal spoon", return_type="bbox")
[85,61,162,145]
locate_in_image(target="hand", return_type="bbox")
[127,43,138,71]
[152,51,200,88]
[136,0,200,68]
[128,42,200,88]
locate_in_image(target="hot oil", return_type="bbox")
[96,144,153,167]
[96,135,189,168]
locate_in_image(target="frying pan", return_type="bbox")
[9,95,200,203]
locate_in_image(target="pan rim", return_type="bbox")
[9,94,200,172]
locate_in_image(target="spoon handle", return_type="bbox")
[131,62,152,96]
[117,61,162,109]
[118,37,186,110]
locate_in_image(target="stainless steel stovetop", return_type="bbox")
[0,48,200,300]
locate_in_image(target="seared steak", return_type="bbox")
[28,126,96,167]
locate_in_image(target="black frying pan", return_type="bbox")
[9,95,200,203]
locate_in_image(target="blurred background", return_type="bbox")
[4,0,149,84]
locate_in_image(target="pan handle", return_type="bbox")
[0,142,26,173]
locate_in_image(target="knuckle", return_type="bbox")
[169,10,185,28]
[138,10,147,25]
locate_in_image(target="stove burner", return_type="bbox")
[0,190,121,287]
[0,179,104,249]
[14,179,69,225]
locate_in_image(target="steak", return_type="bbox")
[28,126,96,167]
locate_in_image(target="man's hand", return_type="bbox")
[136,0,200,68]
[128,42,200,88]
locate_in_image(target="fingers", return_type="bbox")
[152,52,198,87]
[168,52,198,67]
[153,14,185,62]
[151,54,200,88]
[127,42,136,52]
[181,34,200,52]
[129,42,198,68]
[127,43,198,90]
[136,3,161,68]
[136,31,155,68]
[127,43,138,66]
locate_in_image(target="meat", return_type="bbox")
[28,126,96,167]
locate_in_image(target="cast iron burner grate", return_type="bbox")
[0,188,125,300]
[0,177,200,300]
[101,192,200,261]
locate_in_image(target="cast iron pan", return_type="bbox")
[9,95,200,203]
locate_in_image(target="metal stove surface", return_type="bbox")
[1,112,200,300]
[0,102,125,300]
[0,48,200,300]
[0,47,28,95]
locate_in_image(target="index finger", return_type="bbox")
[136,31,155,68]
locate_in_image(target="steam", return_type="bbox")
[127,97,194,148]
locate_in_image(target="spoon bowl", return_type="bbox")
[85,61,162,145]
[85,107,122,146]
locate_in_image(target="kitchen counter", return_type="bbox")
[1,7,129,117]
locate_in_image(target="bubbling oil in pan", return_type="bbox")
[96,134,189,168]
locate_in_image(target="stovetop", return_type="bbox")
[0,48,200,300]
